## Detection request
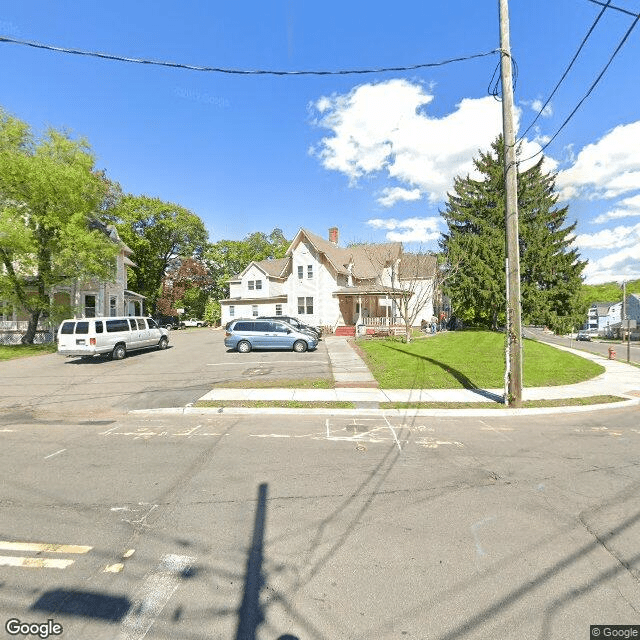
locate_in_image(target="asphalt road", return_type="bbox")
[0,328,331,418]
[0,409,639,639]
[525,327,640,365]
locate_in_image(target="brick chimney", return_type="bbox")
[328,227,339,245]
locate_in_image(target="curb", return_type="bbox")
[129,394,640,418]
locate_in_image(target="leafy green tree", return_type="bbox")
[440,137,586,333]
[205,228,289,301]
[108,195,209,313]
[0,109,118,343]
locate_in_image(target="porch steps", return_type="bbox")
[334,326,356,337]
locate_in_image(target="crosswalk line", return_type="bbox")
[0,541,92,554]
[0,556,75,569]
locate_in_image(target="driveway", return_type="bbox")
[0,328,332,417]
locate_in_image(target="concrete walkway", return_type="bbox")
[197,336,640,411]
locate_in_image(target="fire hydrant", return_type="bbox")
[608,347,616,360]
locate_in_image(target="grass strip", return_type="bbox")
[195,400,355,409]
[380,395,627,409]
[213,377,334,389]
[0,344,58,361]
[357,330,605,389]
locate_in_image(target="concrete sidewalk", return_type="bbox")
[196,335,640,410]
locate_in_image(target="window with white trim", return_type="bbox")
[229,306,235,317]
[297,266,303,279]
[255,279,262,290]
[109,296,117,317]
[298,297,313,314]
[307,264,313,279]
[275,304,282,316]
[248,280,255,290]
[252,305,258,317]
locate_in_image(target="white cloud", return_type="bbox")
[377,187,422,208]
[310,80,504,203]
[574,222,640,250]
[366,216,441,243]
[556,121,640,200]
[582,245,640,284]
[592,194,640,223]
[531,99,553,118]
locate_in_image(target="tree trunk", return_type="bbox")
[21,309,42,345]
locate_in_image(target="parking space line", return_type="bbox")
[44,448,67,460]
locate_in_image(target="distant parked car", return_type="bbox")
[259,315,322,339]
[576,331,592,341]
[154,315,179,329]
[180,318,207,328]
[225,319,318,353]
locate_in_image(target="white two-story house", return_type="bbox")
[0,223,145,344]
[220,227,437,335]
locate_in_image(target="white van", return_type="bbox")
[57,316,169,360]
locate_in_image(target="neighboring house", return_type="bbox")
[586,301,622,336]
[609,293,640,340]
[0,224,145,344]
[220,227,437,334]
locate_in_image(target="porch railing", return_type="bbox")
[362,316,404,327]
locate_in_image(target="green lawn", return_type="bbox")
[0,343,58,361]
[357,330,605,389]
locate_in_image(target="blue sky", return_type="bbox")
[1,0,639,284]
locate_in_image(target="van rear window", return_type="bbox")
[106,319,130,333]
[60,322,75,334]
[75,322,89,334]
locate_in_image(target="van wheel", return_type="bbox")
[237,340,252,353]
[158,337,168,350]
[112,344,127,360]
[293,340,307,353]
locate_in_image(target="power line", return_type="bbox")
[518,0,612,142]
[517,11,639,166]
[0,35,499,76]
[586,0,640,18]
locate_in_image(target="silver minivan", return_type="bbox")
[57,316,169,360]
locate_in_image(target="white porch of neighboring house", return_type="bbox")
[333,286,407,336]
[0,287,146,345]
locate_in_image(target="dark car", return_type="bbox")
[259,315,322,339]
[576,331,592,341]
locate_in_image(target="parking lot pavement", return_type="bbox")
[0,328,333,417]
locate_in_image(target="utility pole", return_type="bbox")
[623,280,630,362]
[499,0,523,406]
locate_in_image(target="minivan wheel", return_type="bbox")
[158,337,168,350]
[293,340,308,353]
[237,340,252,353]
[112,344,127,360]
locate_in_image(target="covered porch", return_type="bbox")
[333,286,404,334]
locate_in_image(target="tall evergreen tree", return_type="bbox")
[440,137,586,333]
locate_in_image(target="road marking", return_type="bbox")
[44,448,67,460]
[0,556,75,569]
[383,414,402,451]
[0,541,92,554]
[0,428,16,433]
[415,437,464,449]
[118,554,194,640]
